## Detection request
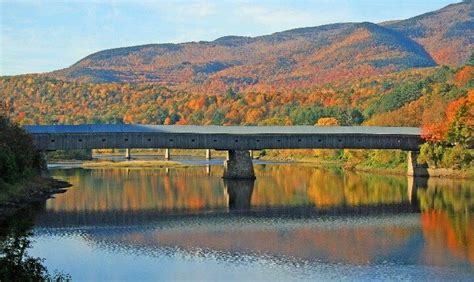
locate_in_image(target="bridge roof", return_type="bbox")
[24,125,421,136]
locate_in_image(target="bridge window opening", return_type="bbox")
[277,140,281,142]
[213,139,217,142]
[256,140,260,143]
[124,138,128,142]
[298,139,302,142]
[78,139,82,142]
[318,139,322,142]
[191,139,195,142]
[102,139,106,142]
[235,139,239,142]
[398,139,401,143]
[338,139,342,142]
[169,139,173,142]
[51,139,55,143]
[358,139,361,142]
[147,138,151,142]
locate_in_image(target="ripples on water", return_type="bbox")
[2,164,473,280]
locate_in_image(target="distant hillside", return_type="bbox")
[49,21,435,91]
[385,1,473,66]
[38,2,473,91]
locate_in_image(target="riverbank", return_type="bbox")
[81,160,190,169]
[54,150,473,179]
[0,177,72,221]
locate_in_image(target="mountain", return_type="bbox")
[384,0,473,66]
[46,2,471,91]
[50,22,435,90]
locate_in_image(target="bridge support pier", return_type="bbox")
[407,151,428,177]
[206,149,211,160]
[39,151,49,177]
[125,148,131,160]
[223,150,256,179]
[165,149,171,160]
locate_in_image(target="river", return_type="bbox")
[1,161,473,280]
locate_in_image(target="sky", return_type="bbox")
[0,0,460,75]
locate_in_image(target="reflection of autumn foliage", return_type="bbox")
[307,171,407,207]
[418,181,474,264]
[47,168,227,212]
[48,166,410,213]
[252,166,408,208]
[421,212,474,264]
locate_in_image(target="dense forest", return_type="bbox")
[1,59,472,169]
[1,65,471,128]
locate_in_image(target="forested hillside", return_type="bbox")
[1,64,471,129]
[49,22,435,93]
[44,1,473,93]
[385,0,473,66]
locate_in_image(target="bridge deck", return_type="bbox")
[25,125,423,151]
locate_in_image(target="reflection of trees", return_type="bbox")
[307,170,407,207]
[48,168,227,212]
[49,166,412,213]
[0,206,70,280]
[417,179,474,263]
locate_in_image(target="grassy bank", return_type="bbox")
[81,160,189,169]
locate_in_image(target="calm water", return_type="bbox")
[2,163,473,281]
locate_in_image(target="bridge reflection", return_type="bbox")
[36,165,428,226]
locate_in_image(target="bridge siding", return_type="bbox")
[31,132,422,151]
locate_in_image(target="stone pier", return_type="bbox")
[165,148,171,160]
[125,148,131,160]
[39,151,49,176]
[223,150,256,179]
[407,151,428,177]
[206,149,211,160]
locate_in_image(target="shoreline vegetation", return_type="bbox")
[0,115,72,221]
[0,177,71,221]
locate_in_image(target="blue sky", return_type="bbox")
[0,0,459,75]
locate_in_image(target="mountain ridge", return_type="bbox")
[47,1,471,92]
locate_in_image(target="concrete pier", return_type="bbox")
[224,179,255,210]
[39,151,49,177]
[407,151,428,177]
[165,148,171,160]
[125,148,131,160]
[223,150,256,179]
[206,149,211,160]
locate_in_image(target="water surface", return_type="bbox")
[2,163,473,280]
